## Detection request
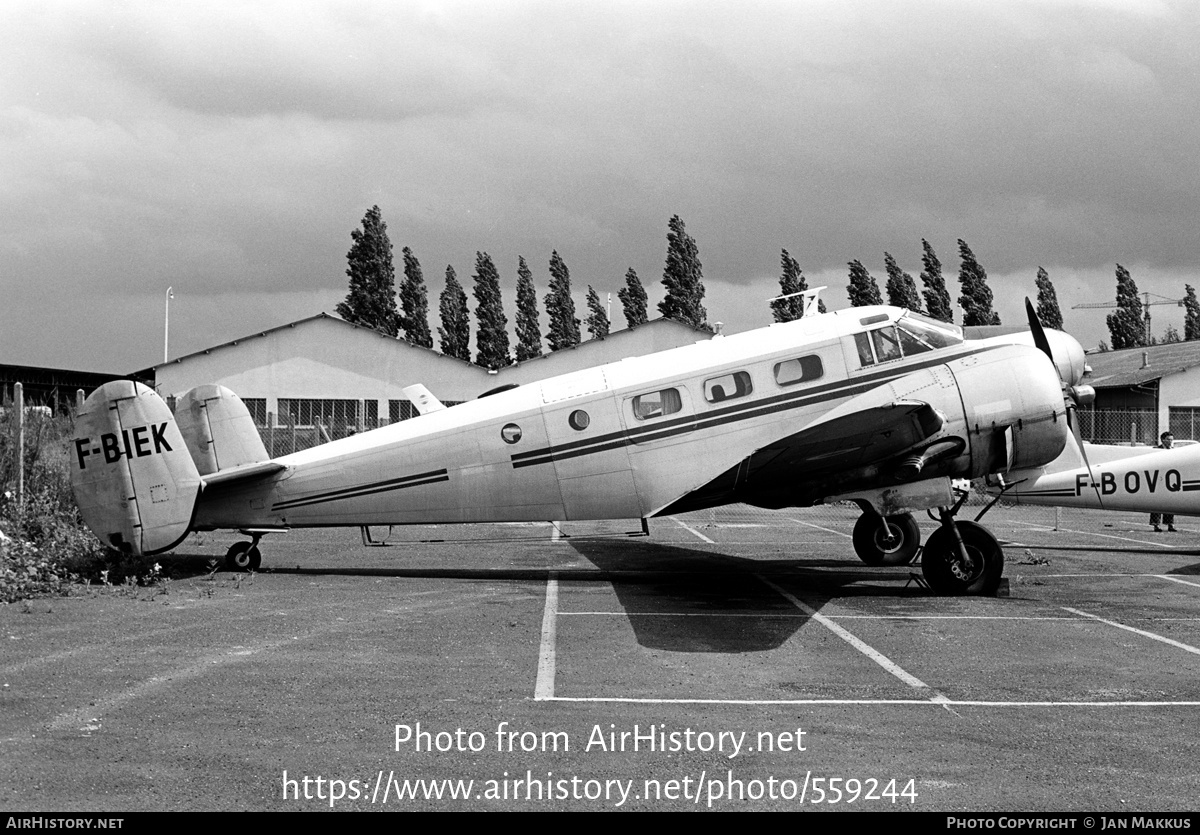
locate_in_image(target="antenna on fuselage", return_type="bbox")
[766,285,827,319]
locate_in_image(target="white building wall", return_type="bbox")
[150,314,706,427]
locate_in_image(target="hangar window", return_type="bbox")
[704,371,752,403]
[278,398,361,428]
[631,388,682,420]
[242,398,267,426]
[774,355,824,386]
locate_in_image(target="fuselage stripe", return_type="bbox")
[271,469,450,511]
[512,348,996,470]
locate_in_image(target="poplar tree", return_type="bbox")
[920,239,954,323]
[437,265,470,361]
[618,268,649,328]
[335,205,400,335]
[1034,267,1064,330]
[472,252,511,369]
[658,215,707,328]
[957,239,1000,326]
[1105,264,1146,350]
[771,249,807,322]
[398,247,433,348]
[544,250,581,351]
[1184,285,1200,342]
[883,252,922,311]
[585,286,610,339]
[846,260,883,307]
[514,256,542,361]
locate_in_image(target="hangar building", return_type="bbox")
[1081,341,1200,443]
[141,313,709,442]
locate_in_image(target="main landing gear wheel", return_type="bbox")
[920,519,1003,596]
[224,541,262,572]
[852,512,921,566]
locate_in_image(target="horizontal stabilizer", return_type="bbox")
[202,460,286,487]
[402,384,446,415]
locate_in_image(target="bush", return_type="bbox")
[0,409,128,600]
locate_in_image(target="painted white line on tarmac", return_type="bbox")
[757,575,947,702]
[1063,606,1200,657]
[1012,520,1180,549]
[672,518,716,543]
[558,611,1076,620]
[542,696,1200,706]
[1155,575,1200,589]
[534,574,559,701]
[790,519,853,539]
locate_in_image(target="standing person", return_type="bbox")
[1151,431,1177,532]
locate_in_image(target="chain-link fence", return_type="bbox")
[1073,408,1159,445]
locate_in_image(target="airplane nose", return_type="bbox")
[1045,329,1087,387]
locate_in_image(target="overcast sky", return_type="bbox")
[4,0,1199,372]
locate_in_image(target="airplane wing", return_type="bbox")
[659,400,950,514]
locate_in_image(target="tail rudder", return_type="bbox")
[70,381,201,555]
[174,384,270,475]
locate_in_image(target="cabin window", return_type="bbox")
[631,388,682,420]
[704,371,752,403]
[569,410,590,430]
[854,332,875,367]
[774,356,824,386]
[500,423,523,444]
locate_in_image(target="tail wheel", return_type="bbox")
[225,541,262,572]
[853,512,921,566]
[920,520,1003,596]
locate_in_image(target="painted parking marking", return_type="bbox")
[756,575,947,701]
[672,517,716,543]
[790,519,853,539]
[1012,520,1180,549]
[1062,606,1200,657]
[534,575,559,701]
[1155,574,1200,589]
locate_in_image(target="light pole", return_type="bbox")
[164,286,174,363]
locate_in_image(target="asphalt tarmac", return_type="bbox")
[2,503,1198,812]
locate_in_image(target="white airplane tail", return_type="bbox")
[71,381,276,556]
[71,381,202,555]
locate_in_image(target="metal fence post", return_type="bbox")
[14,382,23,506]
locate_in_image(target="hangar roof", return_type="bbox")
[1084,340,1200,388]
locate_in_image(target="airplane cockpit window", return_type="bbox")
[774,355,824,386]
[900,313,963,349]
[871,326,903,363]
[704,371,752,403]
[632,388,683,420]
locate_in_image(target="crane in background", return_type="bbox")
[1072,292,1184,344]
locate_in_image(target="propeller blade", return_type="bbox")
[1025,297,1054,364]
[1068,405,1103,509]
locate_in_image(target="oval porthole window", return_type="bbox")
[568,410,590,431]
[501,423,522,444]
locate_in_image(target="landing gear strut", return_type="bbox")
[224,537,262,572]
[852,512,921,566]
[920,507,1003,596]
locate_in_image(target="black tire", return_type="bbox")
[852,512,921,566]
[920,520,1003,596]
[225,541,260,572]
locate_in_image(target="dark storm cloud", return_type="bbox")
[3,0,1200,369]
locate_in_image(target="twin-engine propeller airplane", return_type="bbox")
[70,294,1089,596]
[987,438,1200,517]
